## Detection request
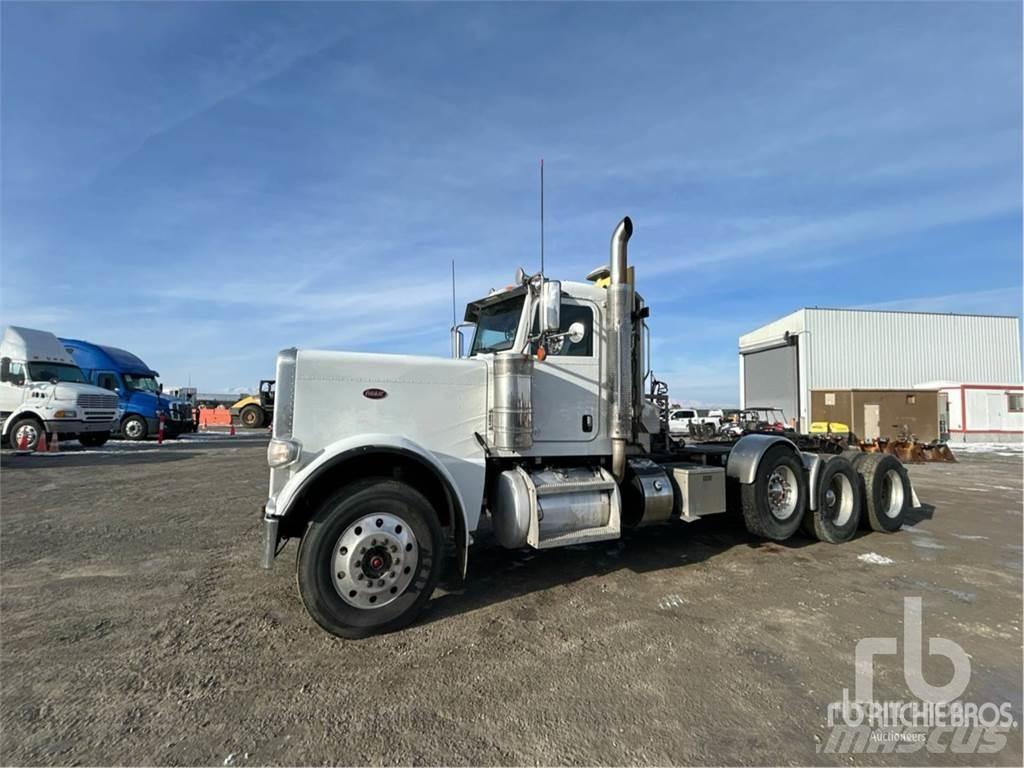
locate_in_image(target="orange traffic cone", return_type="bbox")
[37,431,48,453]
[15,431,31,454]
[229,424,236,437]
[49,431,59,453]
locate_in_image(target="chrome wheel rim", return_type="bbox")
[881,469,905,518]
[825,473,854,526]
[332,513,418,609]
[14,423,39,448]
[767,465,798,520]
[124,419,144,439]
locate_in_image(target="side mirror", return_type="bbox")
[566,321,586,344]
[158,383,164,394]
[450,322,475,359]
[0,357,9,383]
[539,280,561,334]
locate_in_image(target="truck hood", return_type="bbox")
[290,350,488,458]
[48,381,121,401]
[127,390,186,411]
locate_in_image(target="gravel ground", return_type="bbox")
[1,436,1021,766]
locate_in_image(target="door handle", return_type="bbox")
[582,414,593,433]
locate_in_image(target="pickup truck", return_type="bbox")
[668,408,721,439]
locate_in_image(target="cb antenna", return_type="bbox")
[540,158,545,276]
[451,259,457,329]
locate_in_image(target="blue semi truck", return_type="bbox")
[59,338,196,440]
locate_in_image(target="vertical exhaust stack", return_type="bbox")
[608,216,634,481]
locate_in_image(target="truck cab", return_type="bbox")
[0,326,121,450]
[58,338,195,440]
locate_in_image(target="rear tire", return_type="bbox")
[240,404,264,428]
[78,432,110,448]
[296,478,445,639]
[802,456,861,543]
[740,444,807,541]
[851,453,910,532]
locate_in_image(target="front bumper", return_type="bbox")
[45,419,116,435]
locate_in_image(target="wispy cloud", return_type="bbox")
[1,1,1019,400]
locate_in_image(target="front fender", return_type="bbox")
[269,432,485,556]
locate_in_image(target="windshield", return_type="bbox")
[26,362,88,384]
[124,374,160,393]
[470,295,526,355]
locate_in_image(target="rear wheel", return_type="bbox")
[78,432,110,448]
[296,478,445,639]
[740,444,807,541]
[803,456,861,543]
[240,404,264,428]
[852,453,911,532]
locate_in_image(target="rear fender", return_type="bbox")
[725,433,801,485]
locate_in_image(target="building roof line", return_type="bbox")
[800,306,1020,320]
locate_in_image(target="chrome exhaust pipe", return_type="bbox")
[608,216,633,482]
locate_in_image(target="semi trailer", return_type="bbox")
[261,217,916,638]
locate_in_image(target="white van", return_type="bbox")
[0,326,121,450]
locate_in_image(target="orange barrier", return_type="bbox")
[198,406,232,427]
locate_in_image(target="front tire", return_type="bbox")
[802,456,861,543]
[8,416,43,451]
[121,415,148,441]
[78,432,110,448]
[240,405,264,428]
[296,478,445,639]
[740,444,807,541]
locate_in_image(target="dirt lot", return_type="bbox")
[1,436,1021,766]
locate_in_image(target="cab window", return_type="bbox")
[96,372,119,391]
[4,361,26,386]
[530,302,594,356]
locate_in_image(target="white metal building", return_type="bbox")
[916,380,1023,441]
[738,308,1023,441]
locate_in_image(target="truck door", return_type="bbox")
[0,360,26,416]
[529,298,601,444]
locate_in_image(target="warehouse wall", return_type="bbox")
[811,389,941,441]
[806,310,1022,389]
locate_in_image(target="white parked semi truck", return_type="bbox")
[261,217,915,638]
[0,326,121,449]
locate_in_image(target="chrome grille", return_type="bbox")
[77,393,119,410]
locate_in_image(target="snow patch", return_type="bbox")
[858,552,895,566]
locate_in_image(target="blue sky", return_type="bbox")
[2,1,1021,404]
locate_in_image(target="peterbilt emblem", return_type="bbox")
[362,388,388,400]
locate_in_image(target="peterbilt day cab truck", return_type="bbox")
[261,217,915,638]
[59,338,196,440]
[0,326,121,449]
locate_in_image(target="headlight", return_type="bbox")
[52,409,78,418]
[267,438,301,468]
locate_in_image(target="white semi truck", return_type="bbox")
[261,217,915,638]
[0,326,121,449]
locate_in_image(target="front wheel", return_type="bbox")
[740,444,807,541]
[240,405,264,428]
[8,416,43,451]
[296,478,445,639]
[121,415,148,441]
[78,432,110,448]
